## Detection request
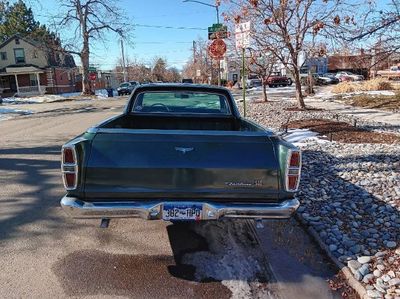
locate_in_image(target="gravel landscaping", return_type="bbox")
[244,100,400,299]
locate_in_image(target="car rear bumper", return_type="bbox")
[60,195,300,220]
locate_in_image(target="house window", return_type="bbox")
[15,38,20,45]
[0,52,7,60]
[14,48,25,63]
[29,74,38,86]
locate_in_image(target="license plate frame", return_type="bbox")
[162,203,203,221]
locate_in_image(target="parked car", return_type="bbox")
[182,78,194,83]
[319,73,340,84]
[335,71,364,81]
[376,65,400,80]
[60,84,301,223]
[265,72,293,87]
[237,77,262,89]
[247,78,262,88]
[300,73,325,85]
[117,81,139,95]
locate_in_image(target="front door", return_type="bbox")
[9,75,16,92]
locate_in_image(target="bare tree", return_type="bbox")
[350,0,400,72]
[247,48,276,101]
[182,38,211,83]
[226,0,348,109]
[53,0,131,94]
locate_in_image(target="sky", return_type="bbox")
[28,0,221,70]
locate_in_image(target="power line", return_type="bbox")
[134,24,207,31]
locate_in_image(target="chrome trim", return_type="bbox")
[60,196,300,220]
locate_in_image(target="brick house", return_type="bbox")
[0,35,77,96]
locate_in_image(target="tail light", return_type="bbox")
[61,146,78,190]
[285,149,301,192]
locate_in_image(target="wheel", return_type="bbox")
[118,92,122,96]
[287,78,293,86]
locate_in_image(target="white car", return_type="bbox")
[335,71,364,81]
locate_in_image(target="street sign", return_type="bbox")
[208,39,227,60]
[196,69,201,77]
[208,23,228,40]
[235,21,251,49]
[89,72,97,81]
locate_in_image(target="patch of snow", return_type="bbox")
[2,95,66,104]
[95,89,118,99]
[0,107,32,114]
[282,129,328,146]
[182,221,275,298]
[0,107,32,121]
[342,90,396,97]
[60,92,81,98]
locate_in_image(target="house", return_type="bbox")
[0,35,77,96]
[327,50,372,78]
[300,57,328,75]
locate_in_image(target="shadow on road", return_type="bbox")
[0,145,68,242]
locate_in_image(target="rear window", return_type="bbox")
[132,91,231,115]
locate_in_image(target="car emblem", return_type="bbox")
[175,147,194,154]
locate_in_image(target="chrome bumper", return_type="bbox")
[60,195,300,220]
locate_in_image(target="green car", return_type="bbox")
[61,84,301,223]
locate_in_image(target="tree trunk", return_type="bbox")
[293,68,305,109]
[262,77,268,102]
[81,40,91,95]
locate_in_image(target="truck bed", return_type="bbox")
[99,114,263,132]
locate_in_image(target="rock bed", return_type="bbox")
[245,101,400,299]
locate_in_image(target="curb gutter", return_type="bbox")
[295,214,368,299]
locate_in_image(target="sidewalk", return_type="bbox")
[305,90,400,127]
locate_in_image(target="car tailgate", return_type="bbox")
[83,131,281,202]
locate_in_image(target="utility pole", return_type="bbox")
[193,40,196,83]
[120,39,127,82]
[242,47,246,117]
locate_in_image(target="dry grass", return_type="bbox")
[332,78,395,94]
[338,91,400,112]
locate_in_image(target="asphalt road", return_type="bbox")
[0,97,343,299]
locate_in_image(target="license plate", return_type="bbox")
[162,203,202,221]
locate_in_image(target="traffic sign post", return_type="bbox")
[89,73,97,81]
[208,39,227,86]
[208,23,228,40]
[208,39,227,60]
[235,21,251,117]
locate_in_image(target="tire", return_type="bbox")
[287,78,293,86]
[268,84,273,88]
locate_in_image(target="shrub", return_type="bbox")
[332,78,394,94]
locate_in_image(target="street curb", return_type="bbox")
[295,213,368,299]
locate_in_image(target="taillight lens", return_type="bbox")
[286,150,301,192]
[61,146,78,190]
[63,148,74,164]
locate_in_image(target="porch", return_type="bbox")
[0,66,46,97]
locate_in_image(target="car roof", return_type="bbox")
[134,83,230,93]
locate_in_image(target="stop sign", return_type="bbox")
[208,39,227,60]
[89,72,97,81]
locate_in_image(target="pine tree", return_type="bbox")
[0,0,40,40]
